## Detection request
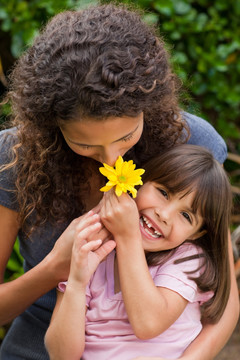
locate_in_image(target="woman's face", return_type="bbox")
[60,113,144,166]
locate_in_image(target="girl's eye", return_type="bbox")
[159,188,168,199]
[181,212,192,224]
[122,134,134,142]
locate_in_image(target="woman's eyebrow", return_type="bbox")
[112,125,139,143]
[67,138,95,146]
[67,125,139,147]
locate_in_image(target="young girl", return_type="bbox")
[0,3,238,360]
[45,144,232,360]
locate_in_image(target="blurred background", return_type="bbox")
[0,0,239,356]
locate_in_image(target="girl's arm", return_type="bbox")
[117,245,188,339]
[45,288,86,360]
[45,212,116,360]
[0,204,109,326]
[45,279,87,360]
[101,191,189,339]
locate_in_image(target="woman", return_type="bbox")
[0,4,238,360]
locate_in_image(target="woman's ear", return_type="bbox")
[189,229,207,241]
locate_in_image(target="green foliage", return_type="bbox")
[4,238,24,282]
[0,240,23,341]
[1,239,23,342]
[103,0,240,140]
[0,0,98,58]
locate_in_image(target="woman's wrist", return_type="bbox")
[43,250,70,286]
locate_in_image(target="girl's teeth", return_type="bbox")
[152,232,161,238]
[141,216,162,238]
[145,219,152,228]
[145,227,154,236]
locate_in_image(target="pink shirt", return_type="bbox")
[59,243,213,360]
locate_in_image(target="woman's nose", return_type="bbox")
[100,149,121,166]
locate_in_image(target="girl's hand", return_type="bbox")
[68,211,116,287]
[100,190,141,242]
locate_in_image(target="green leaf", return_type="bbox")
[173,1,191,15]
[153,0,173,16]
[5,238,24,281]
[143,13,159,25]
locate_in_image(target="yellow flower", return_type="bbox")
[99,156,145,198]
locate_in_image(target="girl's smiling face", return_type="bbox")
[60,113,144,166]
[135,182,205,253]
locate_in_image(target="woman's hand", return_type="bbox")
[68,211,116,287]
[47,209,111,282]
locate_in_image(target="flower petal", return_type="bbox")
[132,168,145,177]
[99,166,117,178]
[131,189,137,198]
[115,156,124,176]
[121,161,128,176]
[103,163,117,173]
[99,170,117,182]
[127,179,143,186]
[100,185,114,192]
[115,183,123,197]
[126,185,137,198]
[101,179,117,187]
[128,161,136,172]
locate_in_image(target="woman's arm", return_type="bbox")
[45,212,116,360]
[0,205,60,325]
[0,205,109,325]
[178,232,239,360]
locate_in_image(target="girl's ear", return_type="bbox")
[188,229,207,241]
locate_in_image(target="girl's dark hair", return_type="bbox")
[143,144,232,323]
[1,4,187,230]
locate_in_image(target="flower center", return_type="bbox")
[118,175,127,183]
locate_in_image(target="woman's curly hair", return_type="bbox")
[3,4,188,230]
